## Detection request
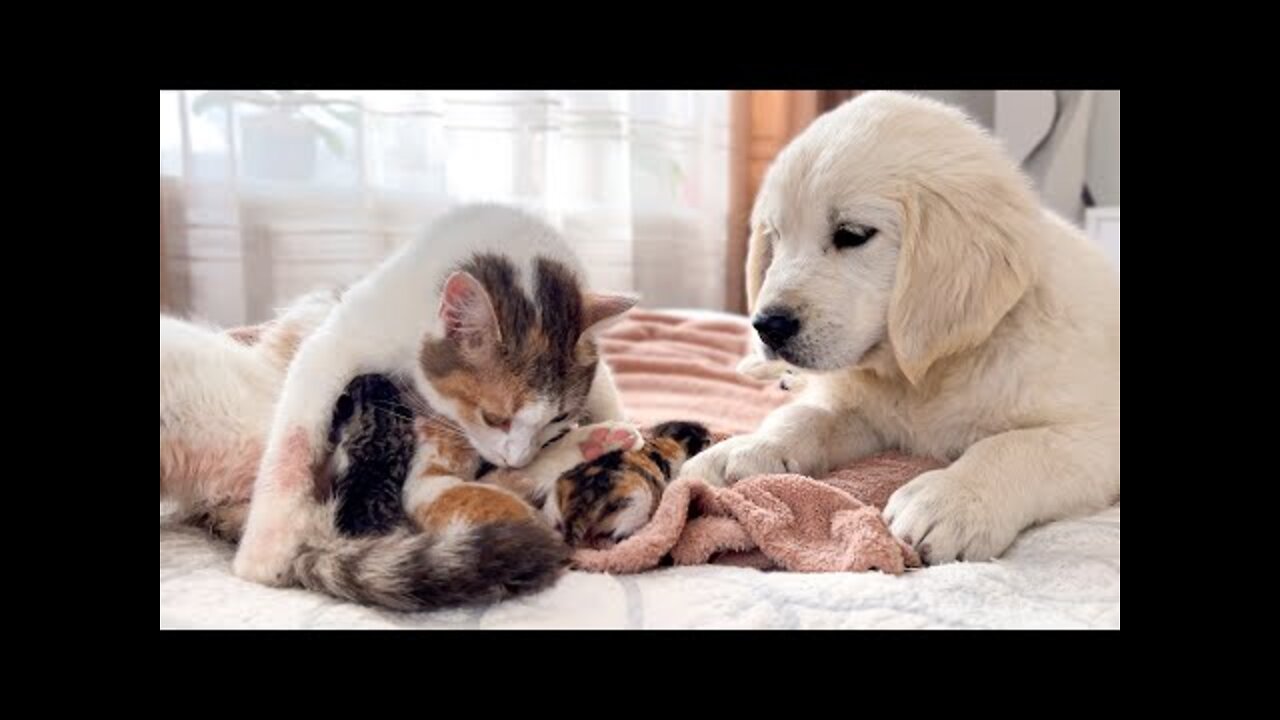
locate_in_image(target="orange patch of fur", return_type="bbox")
[482,468,538,498]
[421,463,454,477]
[415,416,480,475]
[417,484,535,531]
[615,469,655,513]
[429,369,531,427]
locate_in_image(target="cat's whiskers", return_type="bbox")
[368,401,417,424]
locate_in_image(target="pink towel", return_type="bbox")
[572,453,941,575]
[592,312,945,574]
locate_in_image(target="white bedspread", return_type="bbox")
[160,503,1118,629]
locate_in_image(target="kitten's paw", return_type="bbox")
[563,421,644,462]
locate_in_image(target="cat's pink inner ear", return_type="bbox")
[440,271,501,345]
[582,292,639,334]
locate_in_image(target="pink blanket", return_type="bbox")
[593,311,942,575]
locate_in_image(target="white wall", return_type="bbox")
[915,90,1120,210]
[916,90,995,129]
[1087,91,1120,205]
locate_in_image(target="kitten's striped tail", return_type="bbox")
[290,504,570,612]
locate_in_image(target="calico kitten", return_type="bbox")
[545,421,712,547]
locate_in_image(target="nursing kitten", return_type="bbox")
[522,420,712,547]
[232,204,638,599]
[324,374,418,537]
[323,375,712,557]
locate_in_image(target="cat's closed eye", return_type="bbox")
[481,411,511,431]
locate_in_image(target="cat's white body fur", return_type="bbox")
[233,204,628,585]
[160,290,339,515]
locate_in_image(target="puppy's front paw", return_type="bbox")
[883,470,1019,564]
[680,434,817,485]
[677,435,740,485]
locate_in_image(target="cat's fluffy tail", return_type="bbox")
[290,505,570,612]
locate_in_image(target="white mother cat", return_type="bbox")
[233,204,635,585]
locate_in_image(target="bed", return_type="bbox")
[159,309,1119,629]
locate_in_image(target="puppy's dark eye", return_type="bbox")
[833,226,877,249]
[552,412,569,423]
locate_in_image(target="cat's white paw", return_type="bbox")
[231,535,298,586]
[551,421,643,462]
[883,469,1020,564]
[231,495,313,586]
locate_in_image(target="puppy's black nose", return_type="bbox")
[753,309,800,351]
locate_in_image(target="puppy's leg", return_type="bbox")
[679,402,883,485]
[884,424,1119,563]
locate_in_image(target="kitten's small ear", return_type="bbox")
[439,271,501,356]
[581,292,639,336]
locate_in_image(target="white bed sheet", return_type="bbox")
[160,503,1118,629]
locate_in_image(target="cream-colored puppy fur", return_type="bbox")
[681,92,1119,564]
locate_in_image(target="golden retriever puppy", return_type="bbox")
[682,91,1120,564]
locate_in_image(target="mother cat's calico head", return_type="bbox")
[417,253,636,469]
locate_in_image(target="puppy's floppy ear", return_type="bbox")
[889,181,1037,385]
[744,224,773,314]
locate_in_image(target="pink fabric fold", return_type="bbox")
[572,453,942,575]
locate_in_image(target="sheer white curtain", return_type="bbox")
[160,90,731,326]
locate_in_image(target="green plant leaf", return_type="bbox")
[192,90,283,115]
[326,107,361,128]
[313,123,347,158]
